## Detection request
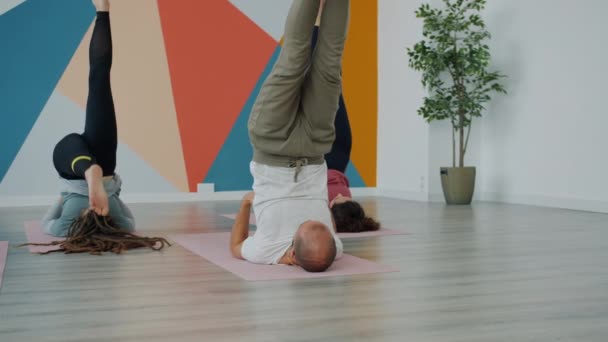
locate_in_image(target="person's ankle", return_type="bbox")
[93,0,110,12]
[85,164,103,182]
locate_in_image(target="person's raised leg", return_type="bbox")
[54,0,114,183]
[82,0,115,215]
[300,0,350,156]
[325,94,352,172]
[84,0,117,176]
[312,0,350,86]
[248,0,321,156]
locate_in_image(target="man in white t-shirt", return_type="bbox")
[229,0,349,272]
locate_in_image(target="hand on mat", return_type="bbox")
[242,192,255,205]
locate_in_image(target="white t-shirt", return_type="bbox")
[241,161,344,265]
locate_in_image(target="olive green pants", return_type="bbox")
[248,0,350,167]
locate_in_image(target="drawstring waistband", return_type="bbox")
[288,158,309,182]
[251,150,324,182]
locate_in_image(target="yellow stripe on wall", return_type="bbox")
[342,0,378,186]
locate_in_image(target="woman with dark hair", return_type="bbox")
[41,0,134,238]
[325,95,380,234]
[311,16,381,233]
[27,0,171,255]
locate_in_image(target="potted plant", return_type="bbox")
[407,0,506,205]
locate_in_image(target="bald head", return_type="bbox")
[293,221,337,272]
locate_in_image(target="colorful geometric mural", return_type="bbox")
[0,0,377,194]
[0,0,95,189]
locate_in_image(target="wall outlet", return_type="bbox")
[197,183,215,193]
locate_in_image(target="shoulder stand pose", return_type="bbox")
[42,0,134,237]
[230,0,350,272]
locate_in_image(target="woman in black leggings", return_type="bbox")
[311,13,380,233]
[42,0,134,237]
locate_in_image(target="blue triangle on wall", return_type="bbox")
[204,45,281,191]
[0,0,95,182]
[345,161,366,187]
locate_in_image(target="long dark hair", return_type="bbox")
[330,201,380,233]
[20,210,170,255]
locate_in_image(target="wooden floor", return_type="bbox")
[0,198,607,341]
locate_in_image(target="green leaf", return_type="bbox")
[406,0,506,128]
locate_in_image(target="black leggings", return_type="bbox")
[325,95,352,173]
[53,12,117,180]
[311,26,352,173]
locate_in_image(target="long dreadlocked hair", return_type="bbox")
[20,210,170,255]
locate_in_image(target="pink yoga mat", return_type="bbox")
[170,232,398,281]
[221,213,407,238]
[0,241,8,290]
[24,221,63,253]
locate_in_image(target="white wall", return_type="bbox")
[378,0,608,213]
[479,0,608,212]
[377,0,480,202]
[377,0,429,201]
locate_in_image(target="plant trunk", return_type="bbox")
[459,112,465,167]
[452,125,456,168]
[463,121,472,162]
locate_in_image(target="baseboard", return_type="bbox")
[478,192,608,214]
[428,192,445,203]
[0,191,253,208]
[120,192,251,203]
[0,195,59,208]
[0,188,380,208]
[370,189,608,214]
[349,187,378,197]
[374,188,429,202]
[2,189,606,214]
[126,188,381,203]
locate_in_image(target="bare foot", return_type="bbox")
[85,164,109,216]
[93,0,109,12]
